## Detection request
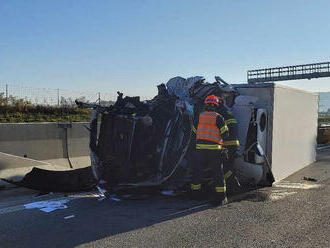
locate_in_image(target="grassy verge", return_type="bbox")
[1,103,329,124]
[0,105,91,123]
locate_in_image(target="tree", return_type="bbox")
[0,93,6,105]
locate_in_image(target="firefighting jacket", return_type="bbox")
[196,111,229,150]
[218,105,239,148]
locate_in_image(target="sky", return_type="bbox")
[1,0,330,98]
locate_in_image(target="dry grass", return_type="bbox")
[0,105,91,123]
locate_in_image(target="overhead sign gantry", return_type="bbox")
[247,62,330,84]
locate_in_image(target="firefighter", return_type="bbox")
[217,101,241,193]
[190,95,229,206]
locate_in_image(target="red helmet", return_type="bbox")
[204,95,222,106]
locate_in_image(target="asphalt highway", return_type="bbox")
[0,150,330,248]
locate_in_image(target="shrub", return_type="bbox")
[0,94,91,123]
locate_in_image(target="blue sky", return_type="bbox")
[1,0,329,98]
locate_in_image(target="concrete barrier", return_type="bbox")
[0,122,90,170]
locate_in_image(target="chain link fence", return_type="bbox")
[0,83,119,106]
[0,83,328,112]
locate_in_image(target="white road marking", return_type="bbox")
[0,152,52,165]
[274,182,322,189]
[0,192,100,216]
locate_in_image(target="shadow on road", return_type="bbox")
[0,194,213,248]
[2,149,330,247]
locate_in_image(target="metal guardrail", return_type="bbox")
[248,62,330,84]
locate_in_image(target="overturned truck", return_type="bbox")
[78,76,274,195]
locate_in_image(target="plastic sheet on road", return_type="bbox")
[24,199,70,213]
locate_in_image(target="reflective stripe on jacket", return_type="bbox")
[196,144,222,150]
[225,118,237,125]
[196,111,225,145]
[215,186,226,193]
[223,140,240,146]
[190,183,201,190]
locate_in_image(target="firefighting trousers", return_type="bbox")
[190,149,226,199]
[223,146,241,194]
[223,147,237,182]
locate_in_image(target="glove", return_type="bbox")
[221,148,229,160]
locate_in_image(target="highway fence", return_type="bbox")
[0,83,119,106]
[0,83,328,113]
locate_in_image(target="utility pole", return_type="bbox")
[5,84,8,105]
[98,92,101,105]
[57,88,60,106]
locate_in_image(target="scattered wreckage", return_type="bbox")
[2,166,96,192]
[76,76,274,197]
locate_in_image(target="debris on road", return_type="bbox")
[96,186,106,201]
[302,177,318,182]
[161,190,177,196]
[3,166,96,192]
[64,215,75,219]
[24,199,69,213]
[108,194,121,201]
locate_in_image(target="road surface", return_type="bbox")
[0,150,330,248]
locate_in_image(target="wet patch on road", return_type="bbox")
[231,189,297,203]
[231,181,322,203]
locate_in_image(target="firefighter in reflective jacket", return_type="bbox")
[218,103,241,192]
[190,95,229,206]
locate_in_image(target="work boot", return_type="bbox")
[190,183,204,200]
[209,194,227,207]
[190,190,204,201]
[226,176,242,196]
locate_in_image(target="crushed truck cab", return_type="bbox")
[78,77,318,196]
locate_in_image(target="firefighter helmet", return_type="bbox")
[204,95,222,106]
